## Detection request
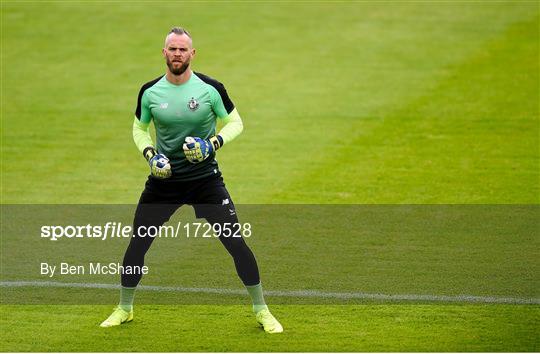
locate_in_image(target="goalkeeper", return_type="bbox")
[100,27,283,334]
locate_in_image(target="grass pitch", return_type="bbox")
[2,1,538,204]
[1,305,538,352]
[1,1,539,352]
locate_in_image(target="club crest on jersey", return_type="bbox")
[187,97,199,111]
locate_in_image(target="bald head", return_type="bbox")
[165,27,193,48]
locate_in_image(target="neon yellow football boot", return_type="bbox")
[100,306,133,327]
[256,308,283,333]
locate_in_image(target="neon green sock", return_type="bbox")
[246,282,268,313]
[119,286,136,312]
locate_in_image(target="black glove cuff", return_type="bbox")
[143,146,157,161]
[209,135,224,151]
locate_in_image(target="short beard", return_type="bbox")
[167,58,190,76]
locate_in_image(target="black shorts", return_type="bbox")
[135,174,237,227]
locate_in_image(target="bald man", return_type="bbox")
[100,27,283,334]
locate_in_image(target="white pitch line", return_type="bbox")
[1,280,539,304]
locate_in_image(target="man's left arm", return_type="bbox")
[183,80,244,163]
[217,108,244,145]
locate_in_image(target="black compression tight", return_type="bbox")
[121,203,260,287]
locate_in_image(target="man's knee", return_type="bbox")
[220,234,252,257]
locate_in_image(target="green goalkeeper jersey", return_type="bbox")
[135,71,235,181]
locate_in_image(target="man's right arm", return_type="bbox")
[133,87,156,160]
[133,84,171,178]
[132,118,156,160]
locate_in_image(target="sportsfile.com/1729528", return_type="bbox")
[40,222,252,241]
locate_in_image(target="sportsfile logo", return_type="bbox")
[40,222,252,241]
[41,222,131,241]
